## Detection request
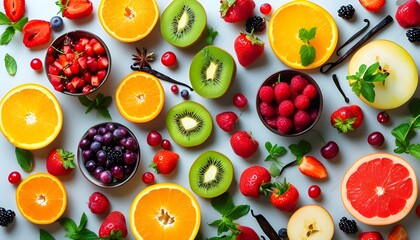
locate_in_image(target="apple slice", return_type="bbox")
[287,204,334,239]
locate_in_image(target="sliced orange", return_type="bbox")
[16,173,67,225]
[115,72,164,123]
[0,83,63,150]
[268,0,338,69]
[130,183,201,240]
[98,0,159,42]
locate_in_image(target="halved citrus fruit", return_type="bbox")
[130,183,201,240]
[115,72,164,123]
[0,83,63,150]
[268,0,338,69]
[16,173,67,225]
[341,153,418,225]
[98,0,159,42]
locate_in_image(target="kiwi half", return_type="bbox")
[189,46,236,98]
[160,0,207,48]
[189,150,233,198]
[166,100,213,147]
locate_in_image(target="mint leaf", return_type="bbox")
[40,229,56,240]
[77,213,88,231]
[76,229,99,240]
[409,98,420,117]
[269,162,280,177]
[360,81,375,103]
[5,53,17,76]
[1,26,15,45]
[300,45,315,66]
[408,144,420,159]
[206,26,218,45]
[288,140,311,158]
[59,217,77,235]
[0,12,11,25]
[211,192,234,215]
[307,27,316,41]
[13,17,28,31]
[15,147,33,171]
[79,93,112,119]
[97,107,112,120]
[78,95,92,106]
[363,62,379,79]
[225,205,250,220]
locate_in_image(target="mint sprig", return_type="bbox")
[298,27,316,66]
[15,147,33,171]
[346,62,388,103]
[78,93,112,119]
[392,98,420,159]
[264,141,287,177]
[206,26,218,45]
[0,12,28,45]
[41,213,99,240]
[5,53,17,76]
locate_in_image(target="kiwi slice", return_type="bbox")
[160,0,207,48]
[189,150,233,198]
[189,46,236,98]
[166,100,213,147]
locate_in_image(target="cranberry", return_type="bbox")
[8,171,21,184]
[260,3,272,15]
[367,131,385,147]
[308,185,321,198]
[377,111,390,124]
[233,93,248,108]
[161,51,177,67]
[30,58,43,71]
[142,172,155,185]
[161,139,172,150]
[170,85,179,94]
[147,130,162,147]
[320,141,339,160]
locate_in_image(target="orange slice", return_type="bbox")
[130,183,201,240]
[115,72,164,123]
[0,83,63,150]
[341,153,418,225]
[16,173,67,225]
[268,0,338,69]
[98,0,159,42]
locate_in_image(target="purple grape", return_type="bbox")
[113,128,124,140]
[87,128,97,138]
[79,138,91,150]
[96,150,107,165]
[85,160,96,172]
[124,165,133,175]
[114,145,123,152]
[106,123,117,132]
[124,151,137,165]
[119,127,128,137]
[99,170,112,184]
[82,149,94,161]
[94,166,105,180]
[93,134,104,143]
[98,127,107,135]
[368,131,385,147]
[103,132,113,145]
[105,160,113,169]
[111,165,124,180]
[125,137,138,151]
[90,141,102,152]
[119,138,127,148]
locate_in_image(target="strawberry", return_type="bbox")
[220,0,255,23]
[22,20,52,48]
[270,178,299,212]
[230,131,259,158]
[46,148,76,176]
[88,192,110,215]
[150,150,179,174]
[234,31,264,67]
[98,211,127,239]
[56,0,93,20]
[239,166,271,198]
[330,105,364,133]
[358,231,383,240]
[358,0,385,12]
[298,155,328,179]
[236,225,259,240]
[3,0,25,22]
[395,0,420,28]
[387,225,408,240]
[216,111,238,132]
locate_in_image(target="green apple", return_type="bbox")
[348,40,418,109]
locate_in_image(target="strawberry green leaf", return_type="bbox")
[15,147,33,171]
[0,12,11,25]
[208,219,222,227]
[40,229,56,240]
[1,27,15,45]
[5,53,17,76]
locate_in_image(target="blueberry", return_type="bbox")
[181,89,189,99]
[278,228,287,239]
[50,16,64,31]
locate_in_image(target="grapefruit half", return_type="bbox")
[341,153,417,225]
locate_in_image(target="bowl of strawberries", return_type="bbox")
[45,30,111,95]
[256,70,323,136]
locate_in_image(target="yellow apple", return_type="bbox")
[348,40,418,109]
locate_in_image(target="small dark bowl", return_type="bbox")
[256,70,323,137]
[45,30,111,96]
[77,122,140,188]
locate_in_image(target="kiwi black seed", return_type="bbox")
[189,150,234,198]
[190,45,236,98]
[160,0,207,48]
[166,100,213,147]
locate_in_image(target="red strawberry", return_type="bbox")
[216,111,238,132]
[220,0,255,23]
[150,150,179,174]
[387,225,408,240]
[236,225,259,240]
[22,20,52,48]
[46,148,76,176]
[88,192,110,215]
[239,166,271,198]
[298,155,328,179]
[358,231,383,240]
[330,105,364,133]
[395,0,420,28]
[230,131,259,158]
[358,0,385,12]
[57,0,93,20]
[270,179,299,212]
[234,31,264,67]
[98,211,128,239]
[4,0,25,22]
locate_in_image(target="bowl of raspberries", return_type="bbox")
[77,122,140,188]
[256,70,323,136]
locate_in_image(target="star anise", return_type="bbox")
[132,47,154,69]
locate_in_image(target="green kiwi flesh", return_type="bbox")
[166,100,213,147]
[189,46,236,98]
[189,150,233,198]
[160,0,207,47]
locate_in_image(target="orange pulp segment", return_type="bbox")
[16,173,67,225]
[98,0,159,42]
[268,0,338,69]
[130,183,201,240]
[0,83,63,150]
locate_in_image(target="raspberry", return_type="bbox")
[338,4,355,20]
[302,84,318,99]
[293,110,311,131]
[245,16,266,33]
[259,102,276,117]
[290,75,308,93]
[259,85,275,103]
[294,94,310,110]
[265,116,278,128]
[88,192,110,214]
[276,116,293,134]
[278,100,295,117]
[274,82,291,102]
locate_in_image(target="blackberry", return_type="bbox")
[338,5,355,20]
[338,217,358,234]
[406,28,420,42]
[245,16,266,33]
[0,207,15,227]
[105,146,123,166]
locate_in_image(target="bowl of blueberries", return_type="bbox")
[77,122,140,188]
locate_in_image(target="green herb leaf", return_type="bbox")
[360,81,375,103]
[1,26,15,45]
[211,192,234,215]
[13,17,28,31]
[15,147,33,171]
[59,217,77,235]
[408,144,420,159]
[76,228,99,240]
[300,45,316,66]
[59,213,99,240]
[79,94,112,119]
[206,26,218,45]
[225,205,250,220]
[269,162,280,177]
[0,12,11,25]
[5,53,17,76]
[97,107,112,120]
[40,229,56,240]
[288,140,311,158]
[78,95,92,107]
[85,100,96,114]
[77,213,88,231]
[409,98,420,117]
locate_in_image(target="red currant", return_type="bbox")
[367,131,385,147]
[260,3,272,15]
[161,51,177,67]
[308,185,321,198]
[171,85,179,94]
[377,111,390,124]
[142,172,155,185]
[8,171,21,184]
[30,58,43,71]
[233,93,248,108]
[161,139,172,150]
[147,130,162,147]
